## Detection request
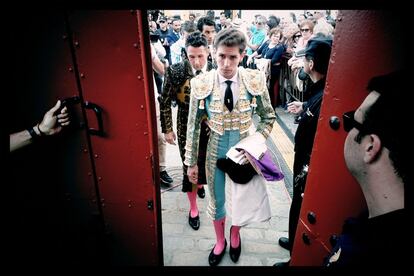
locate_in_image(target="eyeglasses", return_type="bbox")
[343,110,391,149]
[301,28,310,32]
[159,20,166,23]
[256,22,264,25]
[342,111,364,132]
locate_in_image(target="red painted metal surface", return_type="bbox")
[291,10,406,265]
[9,10,104,266]
[66,10,161,265]
[46,13,104,259]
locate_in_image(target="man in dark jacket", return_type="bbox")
[160,31,214,231]
[324,71,411,273]
[275,37,332,266]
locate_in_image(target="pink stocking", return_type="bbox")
[187,189,198,218]
[231,225,241,248]
[213,217,226,254]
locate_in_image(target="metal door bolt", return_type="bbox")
[302,233,311,245]
[307,211,317,224]
[329,116,340,130]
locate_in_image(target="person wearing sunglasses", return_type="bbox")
[156,16,171,64]
[325,70,411,271]
[275,37,332,267]
[297,19,314,50]
[245,15,267,65]
[287,20,314,74]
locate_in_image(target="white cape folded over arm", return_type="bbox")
[226,132,267,162]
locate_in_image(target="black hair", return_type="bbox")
[305,39,332,75]
[171,17,181,24]
[206,10,215,20]
[185,31,208,49]
[305,54,330,75]
[197,16,216,32]
[361,70,411,185]
[182,20,196,34]
[267,15,280,29]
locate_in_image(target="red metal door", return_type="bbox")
[9,10,161,267]
[9,10,104,266]
[65,10,161,265]
[291,10,407,265]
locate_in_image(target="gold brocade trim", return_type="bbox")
[239,67,266,96]
[190,70,216,100]
[209,100,223,113]
[207,70,254,135]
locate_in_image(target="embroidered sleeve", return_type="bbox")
[159,67,174,133]
[254,78,276,139]
[184,78,205,167]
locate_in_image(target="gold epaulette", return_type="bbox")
[190,69,216,99]
[239,67,266,96]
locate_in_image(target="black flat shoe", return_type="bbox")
[229,226,241,263]
[278,237,291,251]
[197,186,205,198]
[160,170,173,184]
[188,212,200,230]
[208,240,227,266]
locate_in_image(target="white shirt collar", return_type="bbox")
[192,63,208,76]
[218,70,239,85]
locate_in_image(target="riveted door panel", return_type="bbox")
[9,10,102,267]
[291,10,407,265]
[66,10,161,265]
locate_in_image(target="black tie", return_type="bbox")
[195,70,202,76]
[224,80,233,112]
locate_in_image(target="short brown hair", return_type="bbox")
[269,27,282,40]
[213,28,246,54]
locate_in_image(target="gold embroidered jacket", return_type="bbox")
[159,59,214,164]
[184,67,276,167]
